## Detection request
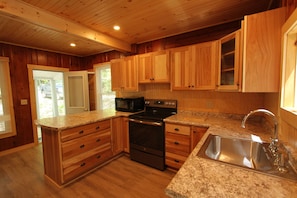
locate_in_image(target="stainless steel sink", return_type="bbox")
[197,134,297,181]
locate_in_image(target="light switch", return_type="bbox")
[20,99,28,105]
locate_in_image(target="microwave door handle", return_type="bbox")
[129,118,163,126]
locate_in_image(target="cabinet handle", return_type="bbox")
[80,144,85,149]
[174,128,179,131]
[96,138,101,142]
[174,141,179,145]
[174,159,180,163]
[80,162,86,167]
[97,155,101,159]
[96,126,100,130]
[79,130,84,134]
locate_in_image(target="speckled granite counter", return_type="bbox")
[35,109,132,130]
[164,112,297,198]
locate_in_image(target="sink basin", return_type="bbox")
[197,134,297,181]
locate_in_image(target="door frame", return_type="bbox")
[27,64,69,144]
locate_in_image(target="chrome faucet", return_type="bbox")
[241,109,279,157]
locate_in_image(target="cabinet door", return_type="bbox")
[122,117,129,153]
[242,8,285,92]
[152,50,170,82]
[191,41,217,90]
[111,117,123,155]
[191,126,208,150]
[138,53,153,83]
[170,46,191,90]
[123,56,138,91]
[217,30,241,91]
[111,58,123,91]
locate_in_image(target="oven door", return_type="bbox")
[129,118,164,157]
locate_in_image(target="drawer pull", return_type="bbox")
[80,144,85,149]
[96,126,100,130]
[174,128,179,131]
[80,162,86,167]
[97,155,101,159]
[79,130,84,134]
[174,159,180,163]
[174,141,179,145]
[96,139,101,142]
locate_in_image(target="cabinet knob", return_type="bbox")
[174,128,179,131]
[97,155,101,159]
[96,126,100,130]
[174,141,179,145]
[80,162,86,167]
[79,130,84,134]
[174,159,180,163]
[80,144,85,149]
[96,138,101,142]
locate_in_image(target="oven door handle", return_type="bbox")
[129,118,163,126]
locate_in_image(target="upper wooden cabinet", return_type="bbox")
[111,56,138,91]
[241,7,285,92]
[217,30,242,91]
[138,50,170,83]
[171,41,218,90]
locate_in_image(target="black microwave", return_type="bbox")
[115,97,145,112]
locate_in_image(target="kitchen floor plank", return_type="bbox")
[0,144,175,198]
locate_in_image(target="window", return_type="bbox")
[95,63,115,110]
[281,17,297,113]
[0,57,16,138]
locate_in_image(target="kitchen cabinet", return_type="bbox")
[165,123,208,170]
[122,117,130,153]
[111,117,124,155]
[165,123,191,170]
[171,41,218,90]
[217,30,242,91]
[41,119,113,186]
[138,50,170,83]
[191,126,208,150]
[241,7,285,92]
[111,56,138,91]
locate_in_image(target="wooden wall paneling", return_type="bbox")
[0,43,84,152]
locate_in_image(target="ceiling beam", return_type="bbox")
[0,0,131,52]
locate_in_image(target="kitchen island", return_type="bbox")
[164,111,297,198]
[35,109,131,187]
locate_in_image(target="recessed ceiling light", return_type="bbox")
[113,25,120,31]
[70,43,76,47]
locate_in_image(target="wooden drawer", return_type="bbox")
[166,123,190,135]
[165,152,187,169]
[166,133,190,156]
[62,130,111,160]
[61,120,110,142]
[63,143,112,182]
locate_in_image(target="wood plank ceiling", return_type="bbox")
[0,0,281,56]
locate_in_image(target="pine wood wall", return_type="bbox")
[0,43,83,151]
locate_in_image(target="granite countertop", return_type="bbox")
[34,109,132,130]
[164,111,297,198]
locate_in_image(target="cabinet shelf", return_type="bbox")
[222,51,235,57]
[221,68,235,72]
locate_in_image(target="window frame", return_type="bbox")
[280,8,297,129]
[0,57,16,139]
[94,62,115,110]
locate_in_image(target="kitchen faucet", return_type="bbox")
[241,109,279,157]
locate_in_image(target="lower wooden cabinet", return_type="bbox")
[41,119,113,186]
[165,123,208,170]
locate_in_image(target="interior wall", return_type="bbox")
[0,43,84,152]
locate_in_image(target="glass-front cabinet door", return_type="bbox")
[217,30,241,91]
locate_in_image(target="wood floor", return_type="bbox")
[0,144,175,198]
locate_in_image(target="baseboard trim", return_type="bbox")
[0,143,35,157]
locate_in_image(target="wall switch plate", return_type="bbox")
[20,99,28,105]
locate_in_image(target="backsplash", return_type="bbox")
[118,84,265,115]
